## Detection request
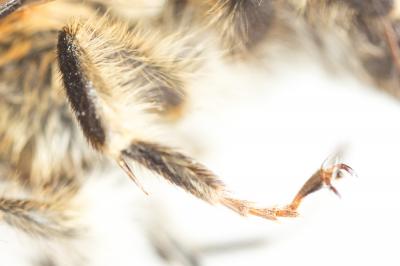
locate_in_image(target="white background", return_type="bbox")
[152,55,400,266]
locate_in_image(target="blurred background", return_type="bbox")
[1,1,400,265]
[144,53,400,266]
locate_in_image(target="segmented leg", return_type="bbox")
[120,142,355,220]
[55,12,356,221]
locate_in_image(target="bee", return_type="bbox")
[2,0,397,265]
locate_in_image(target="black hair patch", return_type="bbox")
[57,28,106,150]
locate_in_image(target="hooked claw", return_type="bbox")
[321,163,355,198]
[288,157,356,211]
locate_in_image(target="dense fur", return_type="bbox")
[0,0,397,265]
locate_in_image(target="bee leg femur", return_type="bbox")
[57,26,107,151]
[57,17,191,151]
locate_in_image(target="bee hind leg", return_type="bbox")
[57,15,356,221]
